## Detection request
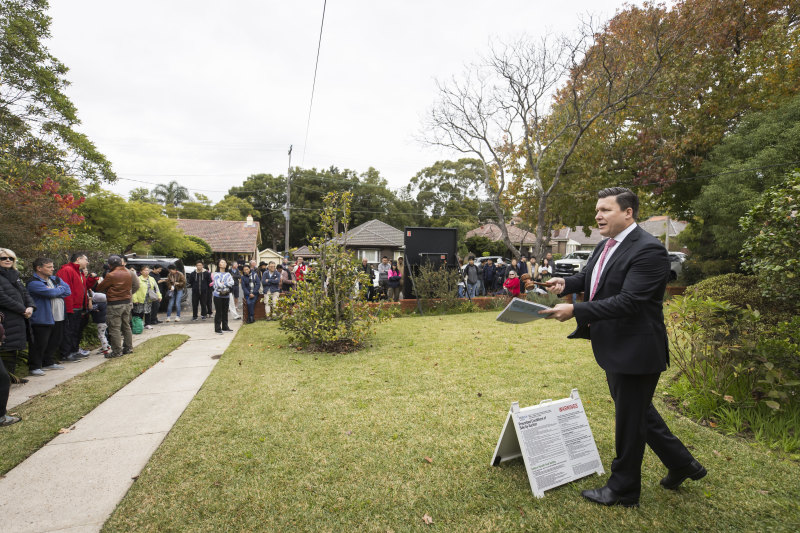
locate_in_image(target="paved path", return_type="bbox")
[0,319,242,533]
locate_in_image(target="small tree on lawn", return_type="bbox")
[740,170,800,305]
[276,192,380,352]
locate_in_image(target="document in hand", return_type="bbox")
[496,298,551,324]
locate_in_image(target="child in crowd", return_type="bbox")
[90,289,111,356]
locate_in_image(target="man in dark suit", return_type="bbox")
[539,187,705,507]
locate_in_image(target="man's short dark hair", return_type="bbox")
[598,187,639,219]
[33,257,54,270]
[168,264,177,270]
[70,252,87,263]
[196,260,204,266]
[108,255,124,268]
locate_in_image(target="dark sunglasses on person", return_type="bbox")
[0,256,14,261]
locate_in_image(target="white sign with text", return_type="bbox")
[491,389,604,498]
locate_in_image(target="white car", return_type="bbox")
[554,251,593,277]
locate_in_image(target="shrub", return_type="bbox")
[276,192,382,352]
[410,263,462,313]
[665,294,800,452]
[740,170,800,305]
[687,273,764,311]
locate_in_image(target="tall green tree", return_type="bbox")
[79,191,204,257]
[681,93,800,277]
[228,167,419,251]
[406,159,493,227]
[151,180,191,208]
[0,0,114,185]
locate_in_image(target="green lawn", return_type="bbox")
[105,314,800,532]
[0,334,188,475]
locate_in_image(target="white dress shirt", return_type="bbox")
[589,222,638,296]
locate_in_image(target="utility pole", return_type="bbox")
[285,145,292,259]
[665,215,670,250]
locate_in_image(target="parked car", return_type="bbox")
[122,255,188,312]
[668,252,683,280]
[554,250,593,277]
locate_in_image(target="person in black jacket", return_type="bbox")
[0,249,34,425]
[482,259,496,296]
[187,261,212,320]
[360,258,375,300]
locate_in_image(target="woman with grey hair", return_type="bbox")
[0,248,34,426]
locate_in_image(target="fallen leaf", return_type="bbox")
[723,395,734,403]
[248,344,253,347]
[238,360,243,366]
[757,490,770,495]
[58,428,71,434]
[422,513,433,525]
[131,475,139,481]
[519,507,526,517]
[424,457,433,464]
[712,449,722,457]
[345,430,352,435]
[708,421,718,428]
[477,392,482,397]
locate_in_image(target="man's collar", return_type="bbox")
[610,222,638,242]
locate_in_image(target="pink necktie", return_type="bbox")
[590,238,617,300]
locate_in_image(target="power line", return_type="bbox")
[302,0,328,166]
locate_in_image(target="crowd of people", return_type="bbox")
[459,252,555,299]
[0,248,555,427]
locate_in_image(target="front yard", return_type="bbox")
[105,313,800,532]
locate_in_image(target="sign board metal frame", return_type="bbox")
[491,388,605,498]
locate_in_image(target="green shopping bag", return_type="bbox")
[131,315,144,334]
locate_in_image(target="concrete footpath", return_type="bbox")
[0,319,242,533]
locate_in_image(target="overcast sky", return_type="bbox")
[48,0,635,202]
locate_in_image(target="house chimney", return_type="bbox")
[245,214,254,227]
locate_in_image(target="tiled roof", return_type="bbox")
[639,216,688,238]
[465,223,537,245]
[550,226,604,246]
[175,219,260,253]
[291,245,319,258]
[335,219,404,248]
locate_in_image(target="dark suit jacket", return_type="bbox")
[563,225,670,375]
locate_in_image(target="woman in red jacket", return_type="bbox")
[503,269,521,298]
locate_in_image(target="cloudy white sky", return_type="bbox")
[48,0,635,202]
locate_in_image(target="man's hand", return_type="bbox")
[24,307,33,319]
[538,303,574,322]
[544,277,565,294]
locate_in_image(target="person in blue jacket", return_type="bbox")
[261,261,281,320]
[26,257,71,375]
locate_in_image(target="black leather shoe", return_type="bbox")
[660,459,707,490]
[581,486,639,508]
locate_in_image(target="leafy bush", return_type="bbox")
[687,273,764,311]
[276,193,382,352]
[740,170,800,305]
[665,294,800,453]
[410,263,462,313]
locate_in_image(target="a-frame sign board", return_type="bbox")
[491,389,605,498]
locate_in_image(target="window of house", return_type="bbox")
[358,249,380,263]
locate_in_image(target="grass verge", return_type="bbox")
[105,315,800,532]
[0,334,188,475]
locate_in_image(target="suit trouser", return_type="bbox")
[30,321,64,370]
[192,289,210,318]
[605,371,694,496]
[106,303,133,356]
